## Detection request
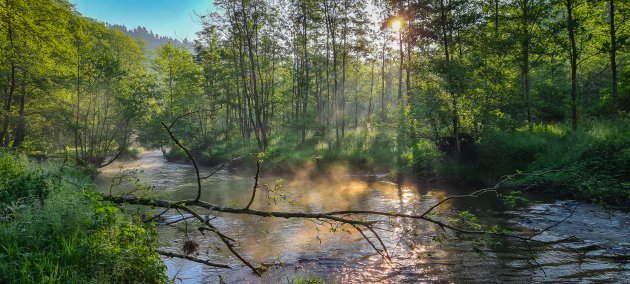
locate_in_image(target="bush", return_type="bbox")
[517,120,630,205]
[0,152,166,283]
[400,138,443,174]
[445,119,629,205]
[0,153,49,206]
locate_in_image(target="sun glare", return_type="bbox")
[391,19,402,32]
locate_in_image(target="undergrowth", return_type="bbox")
[448,119,629,205]
[0,152,166,283]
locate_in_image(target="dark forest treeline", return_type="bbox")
[107,24,194,55]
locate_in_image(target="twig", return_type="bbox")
[158,250,230,268]
[201,163,228,180]
[244,160,261,210]
[144,207,171,223]
[527,202,581,241]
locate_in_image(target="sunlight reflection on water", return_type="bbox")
[98,150,630,283]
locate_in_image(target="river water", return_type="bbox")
[97,150,630,283]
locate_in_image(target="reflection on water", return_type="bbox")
[97,150,630,283]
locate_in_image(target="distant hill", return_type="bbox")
[106,24,194,56]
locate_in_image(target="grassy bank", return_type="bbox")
[444,120,630,205]
[164,119,628,205]
[166,126,402,174]
[0,152,166,283]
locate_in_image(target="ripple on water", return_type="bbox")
[98,150,630,283]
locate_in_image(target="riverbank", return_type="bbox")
[163,119,629,206]
[0,152,166,283]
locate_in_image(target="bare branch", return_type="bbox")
[161,122,203,201]
[527,202,581,241]
[144,207,171,223]
[244,160,261,210]
[158,250,230,268]
[167,109,213,129]
[201,162,228,180]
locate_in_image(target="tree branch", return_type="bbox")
[244,160,261,210]
[161,122,203,201]
[157,250,230,268]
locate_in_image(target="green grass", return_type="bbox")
[0,152,166,283]
[517,120,630,205]
[261,127,399,173]
[445,119,630,205]
[291,275,333,284]
[166,126,401,174]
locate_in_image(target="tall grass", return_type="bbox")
[448,120,629,205]
[261,127,398,172]
[0,152,166,283]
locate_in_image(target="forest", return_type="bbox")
[0,0,628,282]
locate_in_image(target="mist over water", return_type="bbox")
[98,150,630,283]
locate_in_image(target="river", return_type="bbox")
[97,150,630,283]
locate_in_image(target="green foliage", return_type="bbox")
[469,125,566,181]
[0,152,166,283]
[259,127,398,172]
[448,120,629,205]
[516,120,630,205]
[404,138,443,173]
[448,211,482,231]
[0,153,49,207]
[500,190,530,208]
[291,275,332,284]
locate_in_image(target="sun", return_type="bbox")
[391,19,402,32]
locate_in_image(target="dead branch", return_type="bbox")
[157,250,230,268]
[201,162,228,180]
[144,207,170,223]
[161,122,203,202]
[244,160,261,210]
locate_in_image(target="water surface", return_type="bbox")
[97,150,630,283]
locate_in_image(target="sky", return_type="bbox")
[71,0,215,40]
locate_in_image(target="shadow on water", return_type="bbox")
[97,150,630,283]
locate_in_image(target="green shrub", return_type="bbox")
[443,120,629,205]
[517,120,630,205]
[292,275,332,284]
[0,152,167,283]
[409,138,443,173]
[0,153,49,206]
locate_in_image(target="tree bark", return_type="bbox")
[439,0,460,154]
[380,35,387,122]
[609,0,618,116]
[566,0,578,130]
[11,79,26,147]
[522,0,533,130]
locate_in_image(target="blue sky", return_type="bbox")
[71,0,215,40]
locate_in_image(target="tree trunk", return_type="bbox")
[368,60,375,125]
[380,36,387,122]
[522,0,533,130]
[439,0,460,154]
[0,62,14,147]
[11,79,26,148]
[301,7,309,144]
[609,0,618,116]
[566,0,578,130]
[398,31,403,106]
[1,12,16,147]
